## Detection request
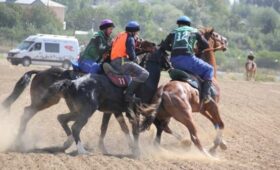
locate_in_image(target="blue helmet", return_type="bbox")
[177,16,191,26]
[125,21,140,32]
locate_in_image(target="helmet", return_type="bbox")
[125,21,140,32]
[99,19,115,30]
[177,16,191,26]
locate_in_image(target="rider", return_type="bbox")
[247,50,255,61]
[161,16,214,103]
[78,19,115,73]
[110,21,149,104]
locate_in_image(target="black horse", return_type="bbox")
[43,47,169,156]
[2,41,156,152]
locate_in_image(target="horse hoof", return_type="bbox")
[98,143,108,154]
[77,142,92,155]
[180,139,192,148]
[202,148,213,158]
[78,149,92,155]
[132,147,141,159]
[219,140,227,150]
[209,147,217,156]
[63,135,74,149]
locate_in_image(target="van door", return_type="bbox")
[44,42,60,62]
[29,42,43,61]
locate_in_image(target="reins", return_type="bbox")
[202,45,224,53]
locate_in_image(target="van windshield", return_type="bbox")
[17,41,34,50]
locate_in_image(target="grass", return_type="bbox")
[255,69,277,82]
[215,68,279,82]
[161,68,279,82]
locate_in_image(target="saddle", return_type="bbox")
[103,63,132,87]
[72,61,132,87]
[168,69,216,98]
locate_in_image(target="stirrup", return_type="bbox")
[200,96,212,111]
[203,97,211,104]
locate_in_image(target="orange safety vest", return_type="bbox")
[111,32,129,60]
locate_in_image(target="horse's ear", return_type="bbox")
[158,40,164,47]
[210,27,214,34]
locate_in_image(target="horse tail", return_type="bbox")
[2,70,40,109]
[139,86,164,132]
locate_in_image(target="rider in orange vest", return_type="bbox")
[110,21,149,105]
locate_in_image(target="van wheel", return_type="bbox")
[62,60,71,69]
[22,57,31,67]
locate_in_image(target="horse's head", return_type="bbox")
[135,39,157,54]
[140,42,171,71]
[199,27,228,52]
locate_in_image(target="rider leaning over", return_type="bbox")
[161,16,214,103]
[78,19,115,74]
[110,21,149,107]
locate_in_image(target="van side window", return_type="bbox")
[34,43,41,51]
[45,43,59,53]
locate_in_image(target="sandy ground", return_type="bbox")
[0,59,279,170]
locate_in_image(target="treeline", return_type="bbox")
[0,4,62,43]
[0,0,279,70]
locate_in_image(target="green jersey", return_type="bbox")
[80,31,111,61]
[172,26,198,54]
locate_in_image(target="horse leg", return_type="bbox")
[131,113,140,158]
[113,112,133,150]
[57,112,79,150]
[172,108,210,156]
[153,118,171,145]
[154,119,163,145]
[11,89,62,151]
[98,112,112,154]
[202,101,227,154]
[11,105,38,151]
[72,106,96,155]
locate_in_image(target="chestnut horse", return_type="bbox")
[245,56,257,81]
[140,28,228,156]
[198,28,227,102]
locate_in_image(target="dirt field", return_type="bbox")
[0,59,279,170]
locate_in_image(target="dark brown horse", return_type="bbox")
[245,55,257,81]
[1,40,155,152]
[139,28,228,157]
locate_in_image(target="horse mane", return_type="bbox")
[197,27,222,79]
[199,27,214,40]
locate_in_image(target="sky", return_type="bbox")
[229,0,240,5]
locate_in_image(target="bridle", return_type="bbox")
[202,32,226,53]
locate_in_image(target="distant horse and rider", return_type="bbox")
[245,51,257,81]
[2,16,228,157]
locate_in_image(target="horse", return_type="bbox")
[139,29,228,157]
[198,27,228,103]
[1,40,156,152]
[20,45,169,157]
[245,55,257,81]
[97,28,228,154]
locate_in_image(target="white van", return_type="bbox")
[7,34,80,69]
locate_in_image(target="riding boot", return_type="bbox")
[125,81,141,103]
[201,80,212,104]
[125,81,141,118]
